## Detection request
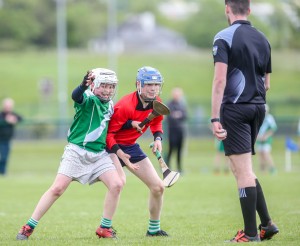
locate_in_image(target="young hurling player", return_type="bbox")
[211,0,279,242]
[106,66,168,237]
[16,68,139,240]
[256,104,278,174]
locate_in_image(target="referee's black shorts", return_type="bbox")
[220,104,265,156]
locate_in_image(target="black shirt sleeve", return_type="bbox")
[213,39,230,65]
[71,85,86,104]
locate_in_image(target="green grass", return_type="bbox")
[1,137,300,245]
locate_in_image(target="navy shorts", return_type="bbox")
[220,104,265,156]
[108,143,147,166]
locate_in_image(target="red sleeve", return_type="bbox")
[149,96,164,135]
[149,114,163,135]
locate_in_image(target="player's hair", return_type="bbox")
[225,0,250,16]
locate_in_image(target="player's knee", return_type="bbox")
[118,173,126,187]
[120,176,126,187]
[111,180,124,194]
[49,185,65,197]
[151,182,165,196]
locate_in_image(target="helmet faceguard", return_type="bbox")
[136,66,163,102]
[91,68,118,102]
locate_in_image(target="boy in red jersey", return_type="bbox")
[107,66,168,237]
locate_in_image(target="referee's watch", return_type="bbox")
[210,118,220,123]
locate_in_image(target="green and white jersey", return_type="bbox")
[257,114,277,145]
[67,90,114,153]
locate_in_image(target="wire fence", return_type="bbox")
[14,116,299,140]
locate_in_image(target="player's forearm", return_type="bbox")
[264,73,271,91]
[153,131,163,141]
[71,85,86,103]
[71,73,91,103]
[211,79,225,118]
[211,63,227,119]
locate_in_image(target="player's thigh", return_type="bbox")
[130,157,163,188]
[100,169,123,189]
[50,173,73,194]
[109,153,126,184]
[229,153,256,180]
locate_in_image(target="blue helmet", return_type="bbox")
[136,66,163,87]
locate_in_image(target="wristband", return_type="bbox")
[210,118,220,123]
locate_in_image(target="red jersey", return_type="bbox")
[107,91,163,152]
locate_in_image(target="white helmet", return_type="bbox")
[91,68,118,102]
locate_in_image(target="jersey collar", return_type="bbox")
[135,91,153,111]
[231,20,251,26]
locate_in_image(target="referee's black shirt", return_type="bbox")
[212,20,271,104]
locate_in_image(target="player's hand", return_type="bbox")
[116,149,139,171]
[80,71,94,88]
[212,122,227,140]
[152,139,162,154]
[124,159,139,171]
[5,114,18,124]
[131,121,143,134]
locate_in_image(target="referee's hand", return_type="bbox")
[212,122,227,140]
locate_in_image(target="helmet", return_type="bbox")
[136,66,163,101]
[91,68,118,102]
[136,66,163,87]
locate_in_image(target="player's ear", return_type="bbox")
[225,4,229,14]
[136,81,140,88]
[247,8,251,16]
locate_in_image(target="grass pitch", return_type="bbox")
[1,138,300,245]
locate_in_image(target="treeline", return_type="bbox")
[0,0,299,51]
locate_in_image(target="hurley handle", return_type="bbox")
[138,111,159,128]
[149,143,168,170]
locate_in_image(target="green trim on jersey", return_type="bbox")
[67,90,113,153]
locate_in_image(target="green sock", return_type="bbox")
[148,219,160,234]
[100,217,112,228]
[27,217,38,229]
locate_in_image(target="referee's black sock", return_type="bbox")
[256,179,271,227]
[239,187,257,237]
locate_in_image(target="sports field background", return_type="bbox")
[1,137,299,245]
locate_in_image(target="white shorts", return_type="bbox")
[256,143,272,153]
[58,143,116,185]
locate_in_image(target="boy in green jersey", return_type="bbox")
[256,104,277,174]
[16,68,139,240]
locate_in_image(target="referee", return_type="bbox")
[210,0,279,242]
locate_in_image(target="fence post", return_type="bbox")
[285,149,292,172]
